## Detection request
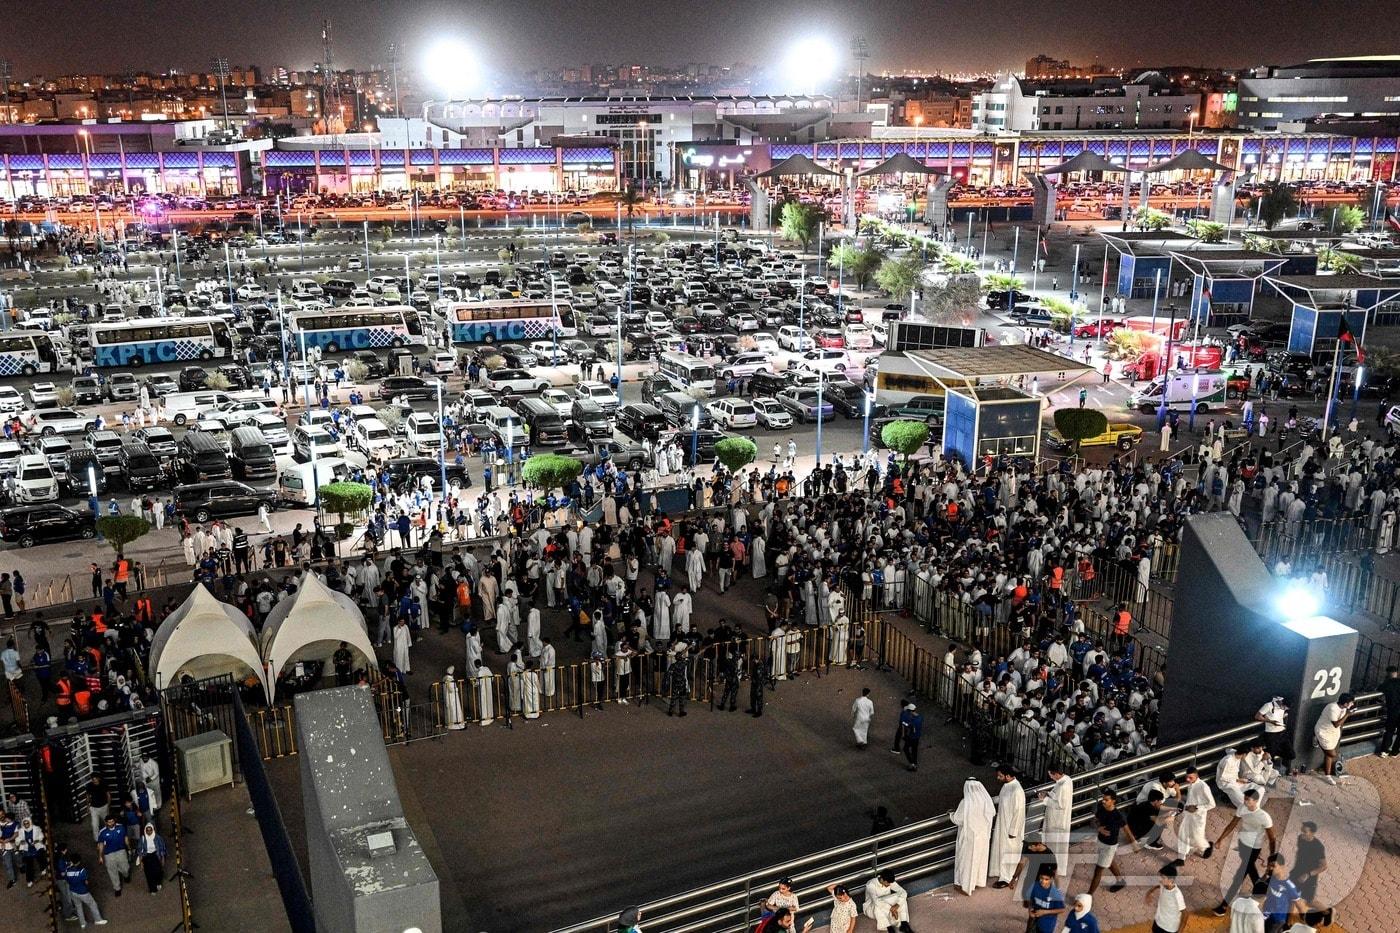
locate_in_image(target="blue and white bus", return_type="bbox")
[88,316,235,368]
[0,330,65,376]
[287,306,426,353]
[445,299,574,346]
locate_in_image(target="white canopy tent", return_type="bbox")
[148,585,269,697]
[260,571,377,700]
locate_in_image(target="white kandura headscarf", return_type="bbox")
[960,777,996,824]
[1073,893,1092,918]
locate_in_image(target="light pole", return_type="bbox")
[690,406,699,468]
[88,463,102,541]
[1011,226,1020,274]
[616,244,630,405]
[550,277,559,366]
[436,380,447,494]
[363,219,370,272]
[862,390,874,454]
[815,373,825,466]
[223,241,235,305]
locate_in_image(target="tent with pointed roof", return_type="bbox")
[856,153,947,177]
[260,571,376,700]
[1039,150,1128,175]
[753,153,841,178]
[1143,149,1233,174]
[149,585,268,697]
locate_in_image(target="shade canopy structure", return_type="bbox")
[856,153,947,177]
[1143,149,1233,174]
[1038,150,1128,175]
[149,585,268,697]
[261,572,376,700]
[753,153,841,179]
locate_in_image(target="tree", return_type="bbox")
[1250,181,1299,231]
[829,242,860,277]
[881,419,931,460]
[983,272,1026,294]
[714,437,758,474]
[939,254,979,275]
[613,185,643,238]
[1041,296,1078,333]
[850,247,885,290]
[318,481,373,540]
[1322,204,1365,234]
[778,200,825,251]
[874,256,925,300]
[521,453,584,494]
[1135,207,1172,231]
[96,516,150,556]
[1052,408,1108,454]
[205,372,232,391]
[378,223,394,245]
[1318,247,1362,275]
[1186,219,1227,243]
[922,275,982,325]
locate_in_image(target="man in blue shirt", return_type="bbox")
[1263,855,1309,933]
[63,853,108,926]
[96,815,130,897]
[1026,868,1067,933]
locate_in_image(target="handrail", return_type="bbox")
[549,705,1382,933]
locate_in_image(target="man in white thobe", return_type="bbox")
[1175,765,1216,862]
[525,606,543,657]
[473,660,495,725]
[392,619,412,674]
[862,871,912,932]
[851,688,874,748]
[495,597,516,654]
[1040,766,1074,878]
[951,778,995,895]
[990,766,1026,886]
[540,640,557,700]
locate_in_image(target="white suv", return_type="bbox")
[718,351,772,380]
[14,454,59,503]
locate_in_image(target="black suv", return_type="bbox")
[640,372,684,406]
[747,371,795,398]
[378,376,438,401]
[0,505,96,548]
[350,350,387,378]
[174,481,276,523]
[178,366,211,391]
[824,379,885,419]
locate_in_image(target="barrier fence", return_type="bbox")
[549,693,1385,933]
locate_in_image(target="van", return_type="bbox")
[276,455,364,506]
[175,431,232,483]
[162,391,233,426]
[657,391,713,430]
[229,426,277,480]
[515,397,567,447]
[479,405,530,450]
[118,439,164,492]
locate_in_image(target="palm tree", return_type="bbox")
[613,185,643,239]
[1249,181,1299,231]
[939,254,979,275]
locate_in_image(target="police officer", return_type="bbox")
[718,646,742,712]
[748,651,766,717]
[666,644,690,717]
[333,642,353,686]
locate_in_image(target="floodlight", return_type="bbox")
[1276,585,1320,621]
[423,39,481,98]
[783,37,836,94]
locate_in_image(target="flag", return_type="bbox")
[1338,315,1365,364]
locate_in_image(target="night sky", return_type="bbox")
[6,0,1391,78]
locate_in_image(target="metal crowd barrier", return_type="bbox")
[548,697,1382,933]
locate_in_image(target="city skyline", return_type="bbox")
[5,0,1392,81]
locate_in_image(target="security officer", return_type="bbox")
[747,650,765,717]
[666,644,690,717]
[718,646,742,712]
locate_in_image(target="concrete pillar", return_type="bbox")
[924,176,954,229]
[843,168,856,228]
[1210,172,1237,225]
[745,178,770,231]
[1029,174,1056,227]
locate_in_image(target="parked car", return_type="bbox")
[174,481,277,523]
[750,396,794,430]
[707,398,759,429]
[775,387,834,423]
[12,454,59,503]
[484,368,549,394]
[28,409,93,437]
[378,376,440,401]
[0,505,96,547]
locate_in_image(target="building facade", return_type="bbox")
[1238,56,1400,131]
[973,75,1200,132]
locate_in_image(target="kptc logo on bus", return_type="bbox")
[94,341,202,366]
[452,321,530,343]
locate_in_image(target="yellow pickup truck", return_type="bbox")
[1046,422,1144,452]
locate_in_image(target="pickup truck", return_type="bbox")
[1045,421,1144,452]
[555,439,654,471]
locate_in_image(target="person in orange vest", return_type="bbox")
[73,687,93,717]
[1113,602,1133,649]
[55,675,74,714]
[1077,557,1096,596]
[112,556,130,599]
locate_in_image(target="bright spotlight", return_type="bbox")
[783,37,837,93]
[1276,585,1320,621]
[423,39,481,98]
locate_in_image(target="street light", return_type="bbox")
[862,390,874,454]
[690,406,700,468]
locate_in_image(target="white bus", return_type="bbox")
[88,316,235,368]
[442,298,575,346]
[287,306,426,354]
[0,330,65,376]
[658,351,717,397]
